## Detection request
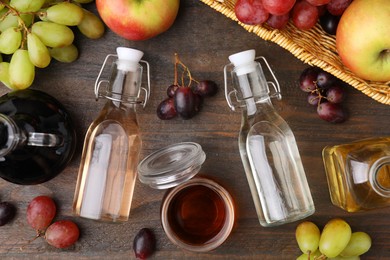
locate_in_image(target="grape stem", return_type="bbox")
[173,53,199,88]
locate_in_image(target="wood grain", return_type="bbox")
[0,1,389,259]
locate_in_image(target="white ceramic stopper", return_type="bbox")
[116,47,144,72]
[228,49,256,76]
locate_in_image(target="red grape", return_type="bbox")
[262,0,296,15]
[316,70,337,89]
[326,85,345,103]
[266,13,290,29]
[174,87,199,119]
[234,0,269,25]
[27,196,56,232]
[319,11,340,35]
[157,98,177,120]
[133,228,156,260]
[167,84,179,98]
[192,80,218,97]
[0,202,16,226]
[326,0,352,16]
[306,0,331,6]
[299,67,320,92]
[307,92,321,106]
[317,101,347,123]
[45,220,80,249]
[291,0,319,30]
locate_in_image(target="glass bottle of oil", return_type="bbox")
[323,137,390,212]
[223,50,315,227]
[73,47,150,222]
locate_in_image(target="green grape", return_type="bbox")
[340,232,372,257]
[296,250,321,260]
[0,27,22,54]
[10,0,45,12]
[9,49,35,89]
[43,2,84,26]
[27,33,51,68]
[328,256,360,260]
[0,11,34,32]
[31,21,74,48]
[0,62,15,90]
[295,221,320,255]
[319,218,352,258]
[77,9,105,39]
[72,0,94,3]
[49,44,78,63]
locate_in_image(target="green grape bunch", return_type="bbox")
[0,0,104,90]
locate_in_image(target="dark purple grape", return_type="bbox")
[0,202,16,226]
[167,84,180,98]
[299,67,320,92]
[133,228,156,260]
[317,101,347,123]
[316,71,337,89]
[192,80,218,97]
[157,98,177,120]
[326,85,345,103]
[307,92,321,106]
[174,87,198,119]
[319,11,340,35]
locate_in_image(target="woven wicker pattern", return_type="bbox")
[201,0,390,105]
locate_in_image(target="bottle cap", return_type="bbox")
[228,49,257,76]
[137,142,206,189]
[116,47,144,72]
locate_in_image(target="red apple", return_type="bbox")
[336,0,390,82]
[96,0,180,41]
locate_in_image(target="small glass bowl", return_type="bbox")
[138,142,235,252]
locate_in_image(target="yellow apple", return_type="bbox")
[336,0,390,82]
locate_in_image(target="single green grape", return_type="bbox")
[9,0,45,12]
[77,9,105,39]
[0,10,33,32]
[0,27,22,54]
[43,2,84,26]
[328,256,360,260]
[27,32,51,68]
[31,21,74,48]
[319,218,352,258]
[0,62,15,90]
[49,44,78,63]
[296,249,322,260]
[295,221,321,255]
[340,232,372,257]
[9,49,35,89]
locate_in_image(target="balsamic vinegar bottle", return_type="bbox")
[73,47,150,222]
[0,89,76,185]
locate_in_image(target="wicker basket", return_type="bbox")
[200,0,390,105]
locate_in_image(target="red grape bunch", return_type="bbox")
[157,53,218,120]
[26,195,80,249]
[299,67,347,123]
[234,0,352,32]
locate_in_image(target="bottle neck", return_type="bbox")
[103,63,143,109]
[369,156,390,197]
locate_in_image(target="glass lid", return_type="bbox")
[137,142,206,189]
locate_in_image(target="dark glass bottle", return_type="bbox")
[0,89,76,185]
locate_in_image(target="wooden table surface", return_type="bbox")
[1,1,389,259]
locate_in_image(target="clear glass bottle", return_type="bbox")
[73,47,150,222]
[323,137,390,212]
[224,49,315,227]
[0,89,76,185]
